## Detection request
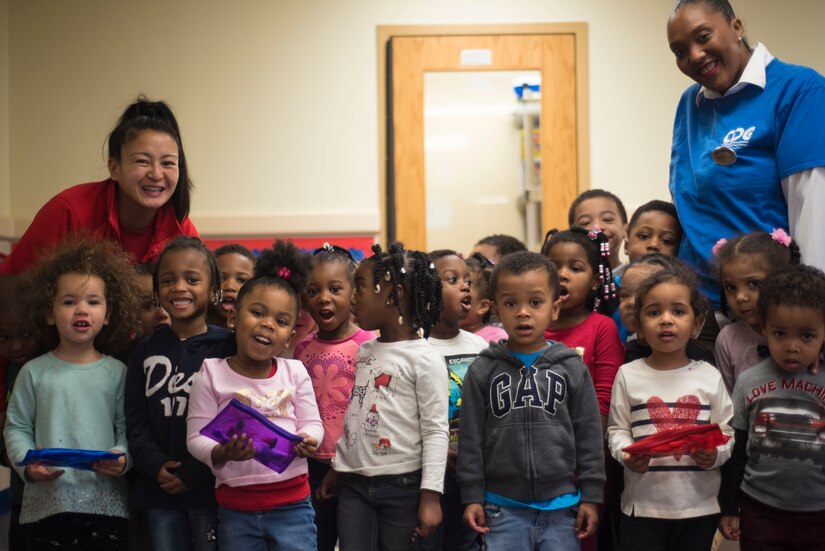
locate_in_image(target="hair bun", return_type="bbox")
[255,240,310,294]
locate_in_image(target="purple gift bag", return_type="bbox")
[199,398,303,473]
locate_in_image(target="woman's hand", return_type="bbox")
[463,503,490,535]
[294,433,318,458]
[93,451,127,476]
[623,452,651,473]
[416,490,442,537]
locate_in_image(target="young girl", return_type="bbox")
[459,253,507,344]
[208,244,257,328]
[714,229,800,393]
[542,227,623,425]
[318,243,449,551]
[187,240,324,550]
[4,236,140,549]
[135,262,171,339]
[125,236,236,551]
[294,243,376,551]
[568,189,628,273]
[424,249,487,551]
[607,268,733,551]
[720,265,825,549]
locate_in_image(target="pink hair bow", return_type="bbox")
[770,228,792,247]
[711,238,728,257]
[278,267,292,279]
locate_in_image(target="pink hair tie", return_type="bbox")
[587,226,602,240]
[278,267,292,279]
[770,228,792,247]
[712,238,728,257]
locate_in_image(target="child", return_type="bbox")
[458,251,604,550]
[135,262,171,339]
[294,242,376,551]
[423,249,487,551]
[460,253,507,344]
[125,236,236,551]
[187,240,324,550]
[470,234,527,265]
[280,308,317,359]
[720,265,825,549]
[0,276,40,551]
[607,268,733,551]
[623,200,682,263]
[542,227,623,426]
[4,236,140,549]
[620,255,714,364]
[568,189,627,273]
[208,244,256,328]
[318,243,449,550]
[714,229,800,393]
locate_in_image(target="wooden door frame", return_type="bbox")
[376,23,590,248]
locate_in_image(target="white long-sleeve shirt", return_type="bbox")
[332,339,449,493]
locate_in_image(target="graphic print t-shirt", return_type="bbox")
[428,331,487,449]
[731,358,825,511]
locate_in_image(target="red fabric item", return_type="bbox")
[545,313,624,416]
[1,180,198,275]
[215,473,309,511]
[622,423,730,460]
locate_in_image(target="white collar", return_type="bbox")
[695,43,774,105]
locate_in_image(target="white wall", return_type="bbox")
[3,0,825,241]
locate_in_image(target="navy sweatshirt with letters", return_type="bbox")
[125,324,235,509]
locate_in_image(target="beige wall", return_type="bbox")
[2,0,825,243]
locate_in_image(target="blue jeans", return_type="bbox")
[147,508,218,551]
[482,503,580,551]
[337,471,422,551]
[217,498,317,551]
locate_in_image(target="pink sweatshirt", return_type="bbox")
[187,357,323,488]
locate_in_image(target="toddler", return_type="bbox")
[719,265,825,549]
[623,200,682,263]
[469,234,526,265]
[460,253,507,343]
[5,236,140,549]
[458,251,604,550]
[607,268,733,551]
[568,189,627,273]
[714,229,800,393]
[187,240,324,550]
[208,244,256,328]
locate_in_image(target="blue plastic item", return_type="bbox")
[16,448,124,471]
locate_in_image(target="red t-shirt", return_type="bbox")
[1,179,198,275]
[545,313,624,416]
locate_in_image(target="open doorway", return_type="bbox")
[377,25,591,251]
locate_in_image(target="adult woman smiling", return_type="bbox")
[667,0,825,310]
[1,97,198,275]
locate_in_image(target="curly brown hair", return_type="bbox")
[22,235,140,356]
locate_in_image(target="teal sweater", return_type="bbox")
[4,352,130,523]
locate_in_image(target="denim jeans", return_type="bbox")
[337,471,422,551]
[217,497,317,551]
[146,507,218,551]
[482,503,580,551]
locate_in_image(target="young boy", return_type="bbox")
[0,276,40,551]
[568,189,627,274]
[623,200,682,263]
[720,265,825,548]
[457,252,604,550]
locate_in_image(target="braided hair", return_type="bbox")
[541,226,619,315]
[236,240,310,317]
[466,252,495,324]
[369,243,443,338]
